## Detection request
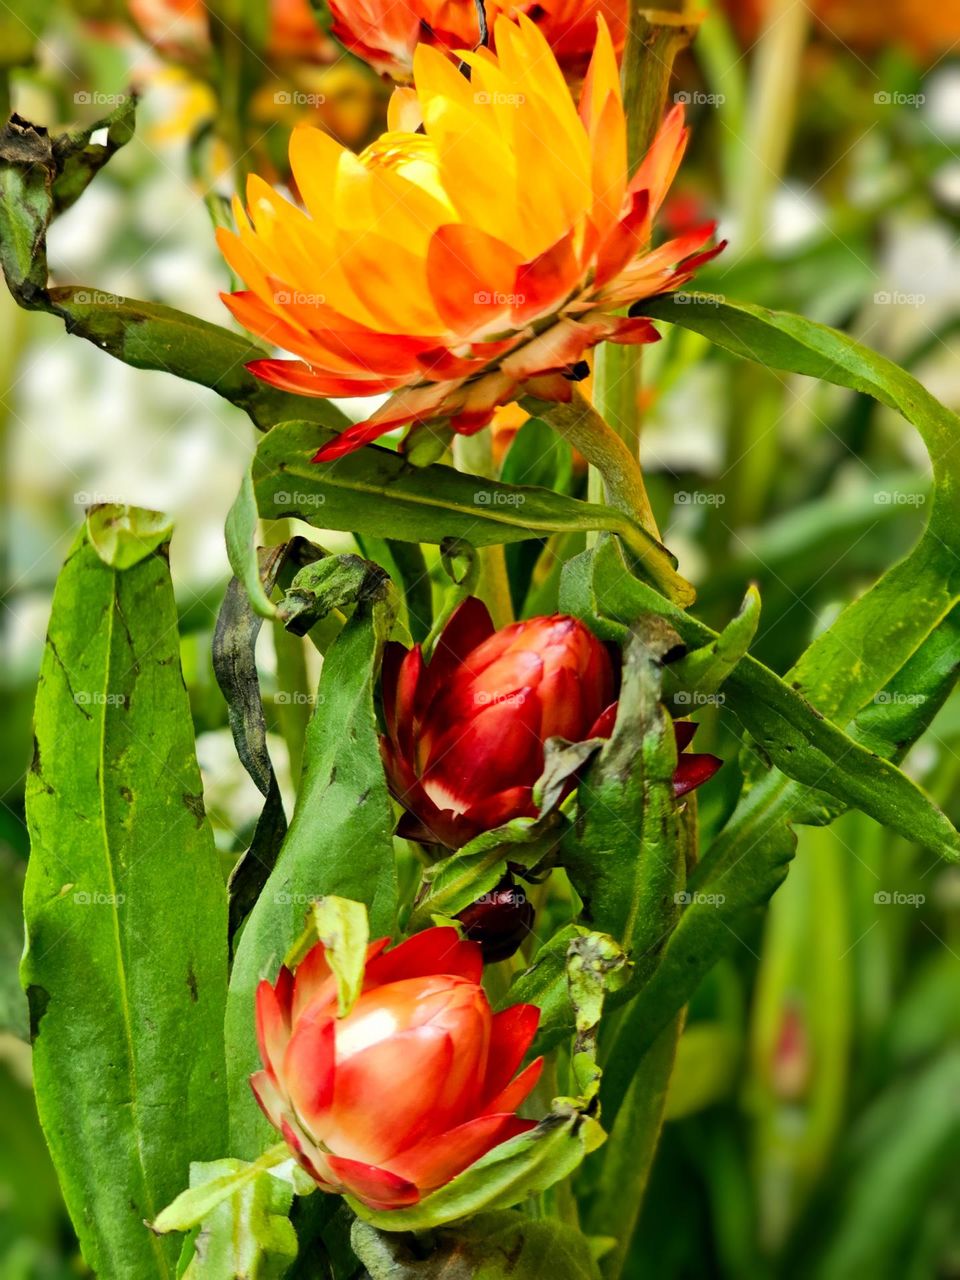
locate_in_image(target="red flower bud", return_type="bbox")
[456,877,536,963]
[251,926,543,1211]
[380,598,721,848]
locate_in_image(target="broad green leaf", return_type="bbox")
[347,1106,605,1232]
[21,514,228,1279]
[251,421,690,603]
[179,1160,297,1280]
[225,592,399,1158]
[561,618,685,977]
[351,1210,602,1279]
[644,293,960,722]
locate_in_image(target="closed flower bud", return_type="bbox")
[456,877,536,962]
[380,598,616,848]
[252,926,543,1210]
[380,598,721,849]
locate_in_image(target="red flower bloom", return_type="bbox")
[380,598,721,849]
[252,926,542,1210]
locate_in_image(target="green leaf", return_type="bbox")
[86,503,174,570]
[351,1211,602,1279]
[275,553,391,637]
[667,585,761,698]
[21,515,228,1279]
[406,816,566,932]
[47,288,348,432]
[560,617,685,974]
[225,474,277,620]
[179,1160,298,1280]
[251,421,686,600]
[284,897,369,1017]
[225,593,399,1158]
[347,1107,605,1233]
[213,548,293,940]
[152,1148,290,1235]
[561,538,960,864]
[644,293,960,722]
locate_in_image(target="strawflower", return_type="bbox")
[252,926,542,1209]
[217,14,723,462]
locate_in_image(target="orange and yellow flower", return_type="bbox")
[326,0,626,82]
[218,14,723,461]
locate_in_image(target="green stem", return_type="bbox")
[532,389,660,539]
[588,1014,685,1279]
[592,4,701,473]
[452,432,514,626]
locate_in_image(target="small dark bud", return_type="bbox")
[456,877,535,963]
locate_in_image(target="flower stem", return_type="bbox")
[452,431,514,626]
[533,388,661,540]
[592,3,701,482]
